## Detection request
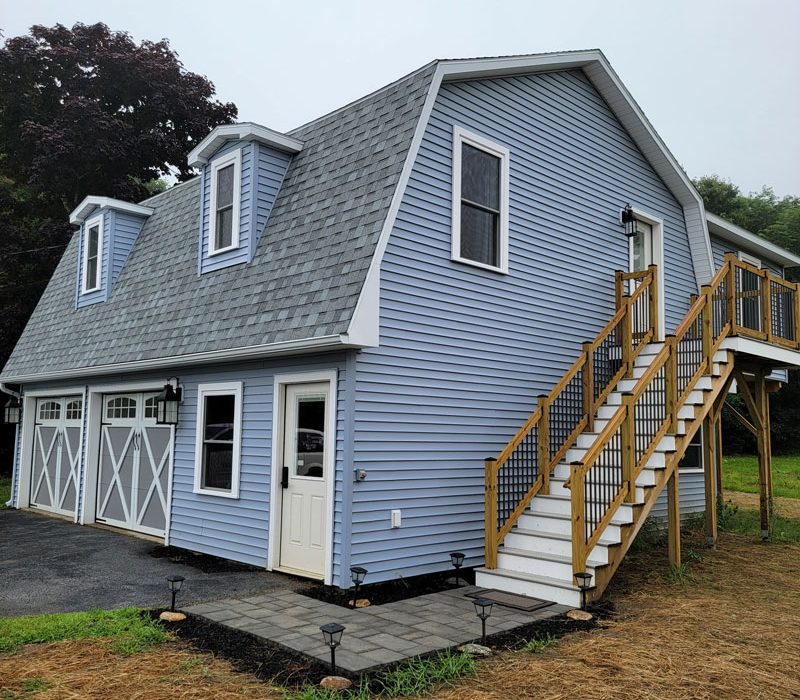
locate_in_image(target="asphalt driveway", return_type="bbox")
[0,509,294,616]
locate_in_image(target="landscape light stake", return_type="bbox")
[320,623,345,674]
[449,552,465,586]
[350,566,367,608]
[574,571,592,611]
[166,575,185,612]
[473,597,494,644]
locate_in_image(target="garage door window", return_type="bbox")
[194,382,243,498]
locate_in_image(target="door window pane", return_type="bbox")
[202,394,235,490]
[295,396,325,478]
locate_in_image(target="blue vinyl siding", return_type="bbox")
[252,143,293,258]
[652,471,706,520]
[350,70,702,582]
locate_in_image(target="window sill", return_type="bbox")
[193,487,240,499]
[451,255,508,275]
[207,244,240,257]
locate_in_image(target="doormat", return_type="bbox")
[465,588,554,612]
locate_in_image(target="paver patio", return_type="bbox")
[186,586,568,672]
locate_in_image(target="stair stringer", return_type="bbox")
[586,350,736,602]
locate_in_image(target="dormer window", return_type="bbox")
[209,150,241,255]
[82,215,103,293]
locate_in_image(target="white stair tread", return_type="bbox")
[511,526,619,547]
[500,546,607,570]
[475,567,588,592]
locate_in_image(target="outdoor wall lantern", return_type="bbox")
[3,395,21,425]
[473,597,494,644]
[320,623,345,673]
[156,380,182,425]
[449,551,466,586]
[350,566,367,608]
[166,574,185,612]
[574,571,593,611]
[621,204,641,238]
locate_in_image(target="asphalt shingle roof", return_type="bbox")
[1,62,436,380]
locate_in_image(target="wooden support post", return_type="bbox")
[701,285,713,373]
[484,458,498,569]
[715,409,724,498]
[702,413,717,546]
[794,281,800,350]
[665,335,678,434]
[754,372,772,540]
[621,393,636,504]
[622,299,633,376]
[570,461,585,575]
[667,468,681,568]
[648,264,659,340]
[582,342,594,433]
[725,253,737,333]
[538,395,550,496]
[761,269,772,342]
[614,270,624,310]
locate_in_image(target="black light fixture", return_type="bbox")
[320,622,345,674]
[156,381,182,425]
[574,571,593,611]
[449,552,465,586]
[473,597,494,644]
[350,565,367,608]
[3,395,21,425]
[166,574,185,612]
[621,204,640,238]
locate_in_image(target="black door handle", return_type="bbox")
[281,466,289,489]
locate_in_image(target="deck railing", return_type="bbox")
[485,253,800,574]
[484,266,657,568]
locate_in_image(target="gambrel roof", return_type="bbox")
[2,51,719,382]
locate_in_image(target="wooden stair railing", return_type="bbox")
[484,265,657,568]
[566,254,800,577]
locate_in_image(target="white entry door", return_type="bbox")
[96,393,172,538]
[278,382,330,578]
[30,397,83,517]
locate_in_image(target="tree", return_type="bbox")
[0,23,237,473]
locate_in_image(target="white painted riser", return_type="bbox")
[595,403,695,421]
[630,363,722,379]
[576,428,683,450]
[549,477,646,504]
[515,512,622,540]
[552,462,658,487]
[504,530,615,562]
[529,494,635,524]
[474,569,582,607]
[497,550,598,580]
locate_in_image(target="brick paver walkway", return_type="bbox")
[186,585,567,672]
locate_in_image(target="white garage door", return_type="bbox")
[96,393,172,538]
[30,396,83,517]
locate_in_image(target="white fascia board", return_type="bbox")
[721,337,800,369]
[0,334,360,384]
[188,122,304,167]
[707,213,800,268]
[69,197,154,225]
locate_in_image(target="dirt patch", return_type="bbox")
[723,489,800,519]
[0,638,281,699]
[298,568,475,608]
[149,546,263,573]
[431,529,800,700]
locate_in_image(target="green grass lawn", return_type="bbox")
[0,474,10,508]
[723,455,800,499]
[0,608,168,655]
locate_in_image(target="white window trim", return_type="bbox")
[451,126,510,274]
[81,214,104,294]
[207,149,242,256]
[193,381,243,498]
[738,251,761,268]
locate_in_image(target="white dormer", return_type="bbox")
[70,196,153,307]
[189,123,303,275]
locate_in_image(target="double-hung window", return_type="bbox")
[194,382,243,497]
[452,127,510,273]
[82,215,103,293]
[208,150,241,255]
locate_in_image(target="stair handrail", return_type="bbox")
[484,266,657,568]
[566,260,735,575]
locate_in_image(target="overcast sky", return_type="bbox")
[3,0,799,196]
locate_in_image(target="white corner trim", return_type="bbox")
[69,196,153,225]
[267,369,338,585]
[193,381,243,499]
[207,149,242,256]
[80,214,104,294]
[188,122,303,167]
[451,126,510,274]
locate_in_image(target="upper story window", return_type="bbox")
[82,215,103,293]
[451,127,510,273]
[208,150,241,255]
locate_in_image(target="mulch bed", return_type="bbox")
[297,568,476,608]
[149,546,262,573]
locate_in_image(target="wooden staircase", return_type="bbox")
[476,255,800,606]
